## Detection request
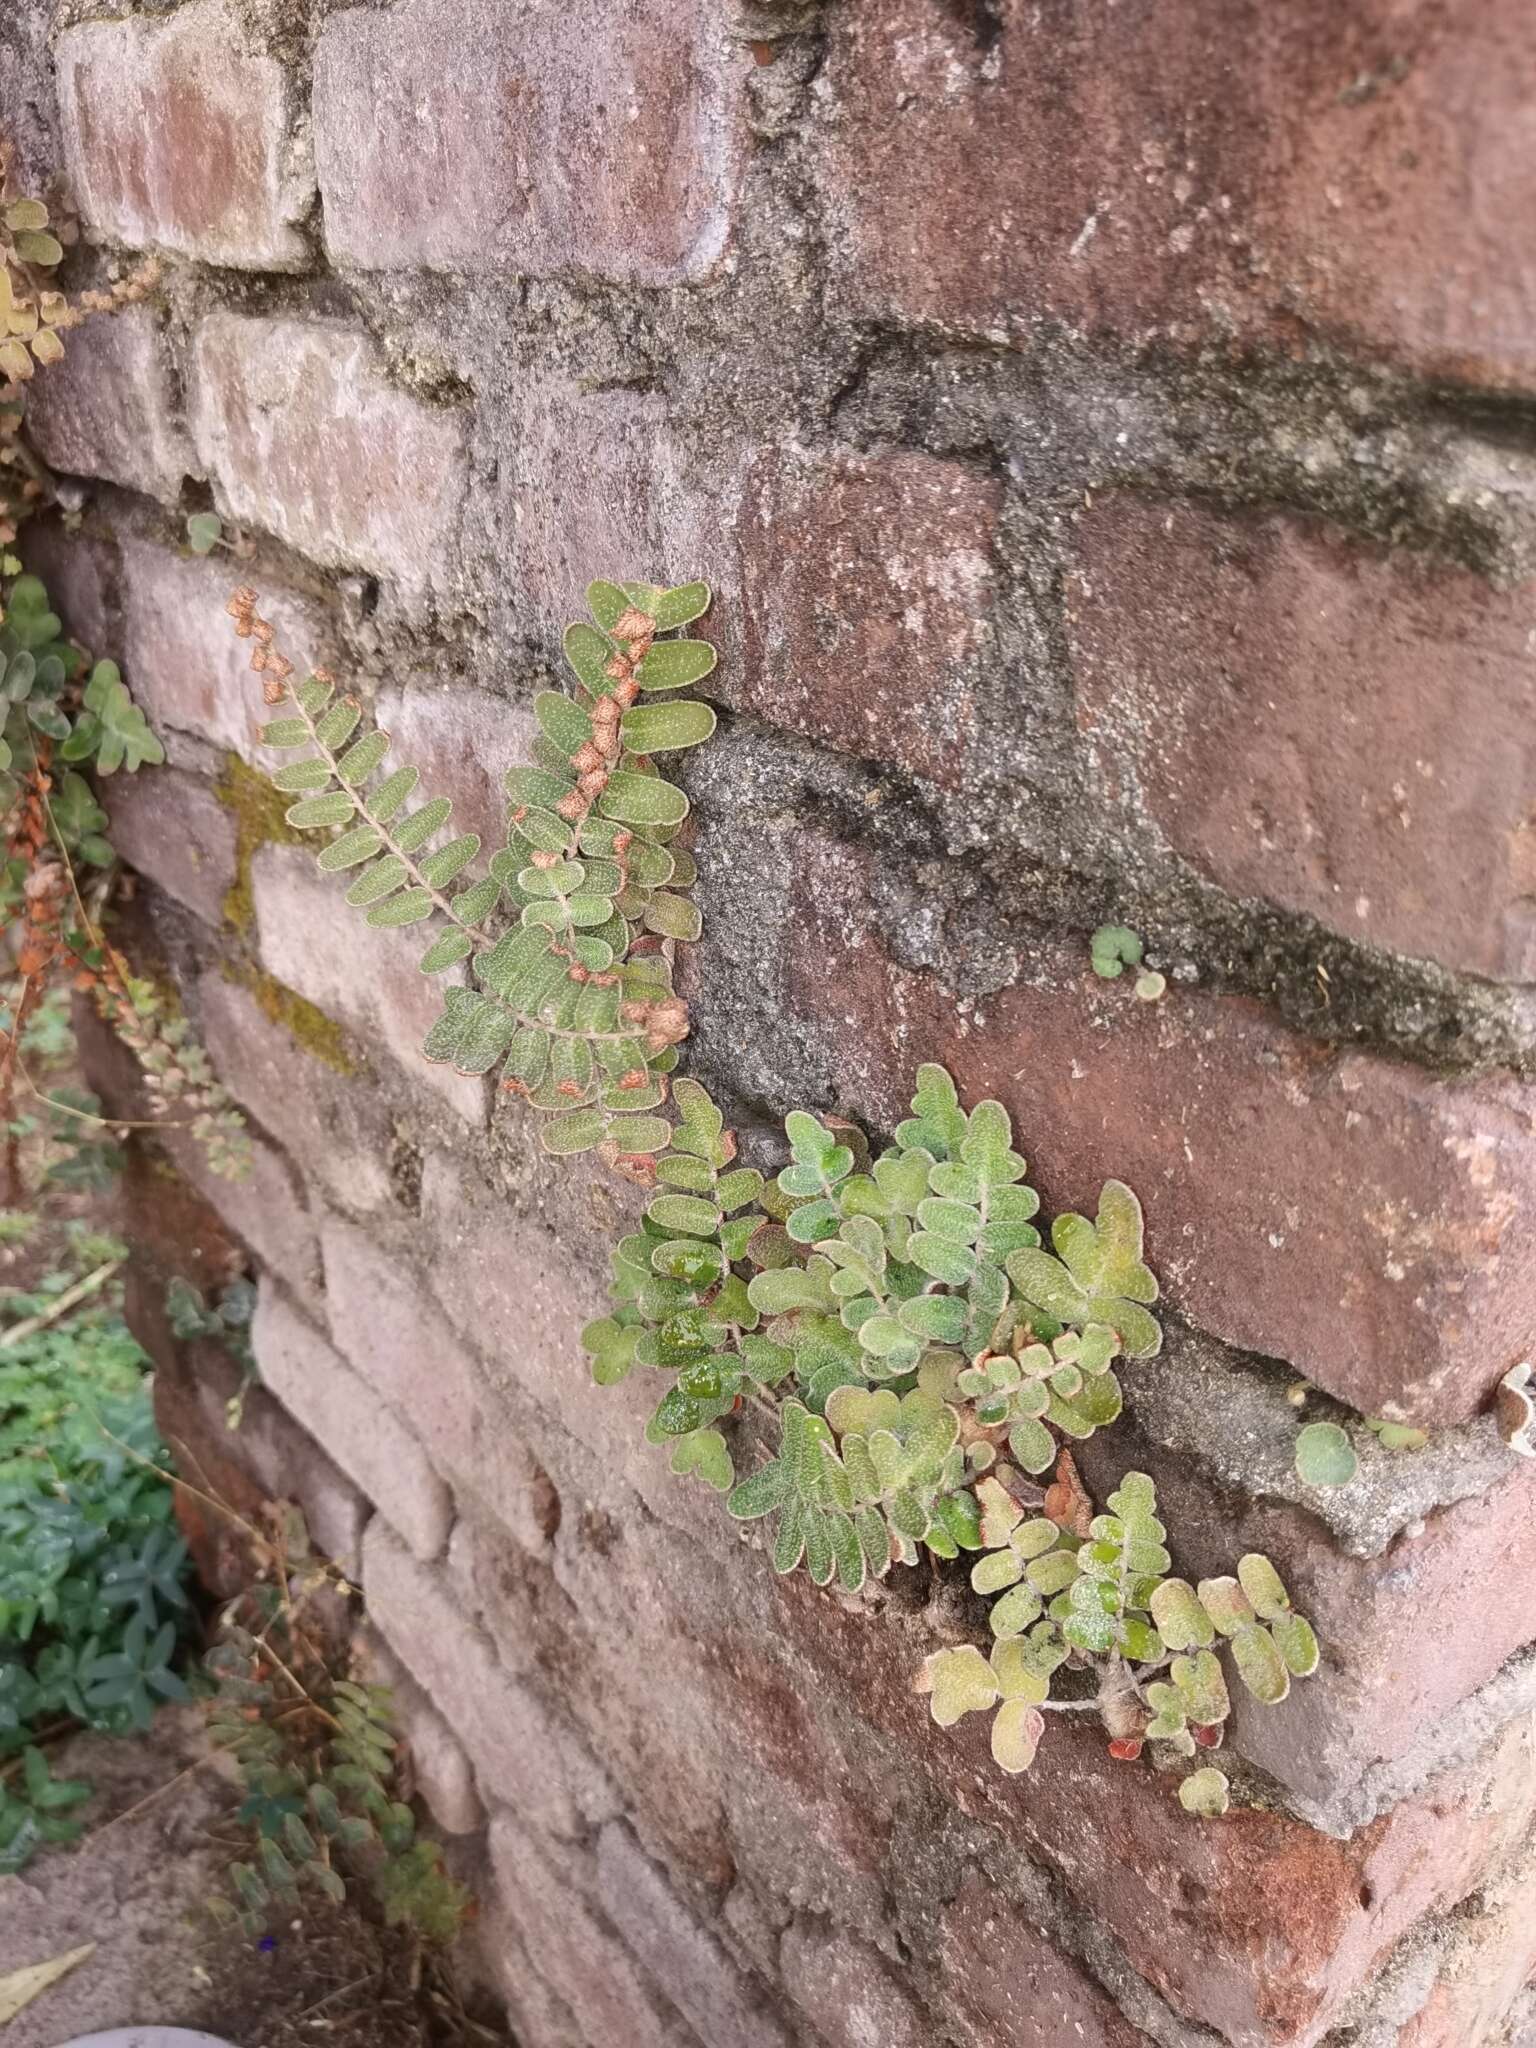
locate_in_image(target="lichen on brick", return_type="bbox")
[223,960,359,1077]
[216,749,309,936]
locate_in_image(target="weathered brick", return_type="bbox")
[1395,1829,1536,2047]
[732,449,1002,791]
[1079,1415,1536,1818]
[773,1567,1536,2047]
[779,1921,930,2048]
[360,1638,485,1837]
[195,1377,371,1572]
[818,0,1536,386]
[938,1871,1149,2048]
[196,970,395,1215]
[105,766,236,928]
[785,837,1536,1425]
[361,1521,590,1839]
[373,681,531,854]
[252,1283,452,1561]
[496,383,714,646]
[25,307,193,503]
[313,0,745,284]
[189,315,466,589]
[160,1120,322,1318]
[320,1212,562,1524]
[56,0,312,270]
[596,1822,792,2048]
[416,1151,727,1549]
[251,844,488,1125]
[487,1815,693,2048]
[119,539,330,766]
[1070,496,1536,981]
[14,524,116,657]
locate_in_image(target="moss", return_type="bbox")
[215,752,308,937]
[222,961,360,1078]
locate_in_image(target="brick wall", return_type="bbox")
[8,3,1536,2043]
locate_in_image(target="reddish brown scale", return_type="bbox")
[571,741,605,775]
[556,793,587,821]
[1107,1738,1144,1762]
[617,1067,648,1090]
[612,679,639,708]
[529,849,559,869]
[556,1080,584,1099]
[1193,1724,1223,1749]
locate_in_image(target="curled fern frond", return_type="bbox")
[228,577,716,1153]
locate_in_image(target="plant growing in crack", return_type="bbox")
[231,575,1325,1817]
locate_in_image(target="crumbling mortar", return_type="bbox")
[683,713,1536,1082]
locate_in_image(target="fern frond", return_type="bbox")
[228,576,716,1155]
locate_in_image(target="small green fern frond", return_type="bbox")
[228,576,714,1153]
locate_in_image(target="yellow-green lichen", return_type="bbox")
[221,961,360,1077]
[216,752,308,936]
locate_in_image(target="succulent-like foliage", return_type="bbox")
[209,1620,469,1941]
[229,578,716,1155]
[1293,1419,1357,1488]
[1090,924,1142,979]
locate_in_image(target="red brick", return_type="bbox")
[414,1149,720,1542]
[313,0,746,284]
[362,1522,594,1839]
[596,1822,792,2048]
[251,844,488,1126]
[1070,497,1536,981]
[193,1377,371,1573]
[360,1639,485,1837]
[939,1871,1150,2048]
[373,680,532,855]
[25,307,192,503]
[785,837,1536,1425]
[732,450,1002,791]
[500,383,721,647]
[188,315,466,590]
[119,540,331,767]
[13,525,116,658]
[252,1284,452,1562]
[819,0,1536,387]
[56,0,312,270]
[1395,1829,1536,2047]
[487,1816,692,2048]
[196,971,396,1216]
[159,1119,322,1318]
[105,766,236,928]
[320,1213,564,1528]
[775,1570,1536,2048]
[780,1922,931,2048]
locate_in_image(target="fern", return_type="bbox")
[231,576,1323,1820]
[228,579,716,1155]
